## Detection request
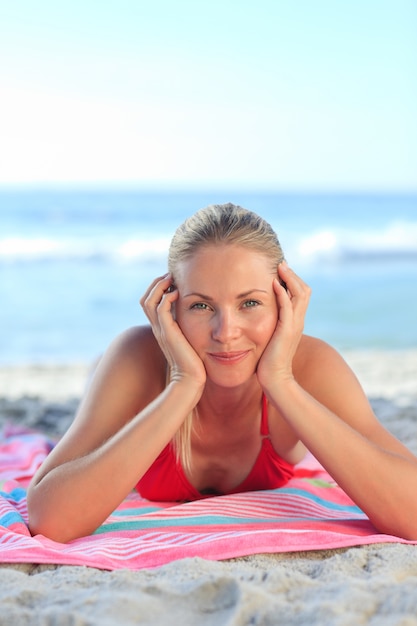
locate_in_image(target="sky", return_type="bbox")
[0,0,416,191]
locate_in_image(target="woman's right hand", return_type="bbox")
[140,274,207,391]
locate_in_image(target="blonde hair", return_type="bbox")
[167,203,285,472]
[168,203,284,275]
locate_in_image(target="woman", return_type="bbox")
[27,204,417,542]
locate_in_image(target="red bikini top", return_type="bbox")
[136,394,294,501]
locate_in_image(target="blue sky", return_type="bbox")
[1,0,416,190]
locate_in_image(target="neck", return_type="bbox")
[197,378,263,425]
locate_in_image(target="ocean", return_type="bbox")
[1,188,416,365]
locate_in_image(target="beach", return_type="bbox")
[1,350,417,625]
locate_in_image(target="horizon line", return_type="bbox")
[0,181,416,196]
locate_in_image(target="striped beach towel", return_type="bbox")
[1,427,416,570]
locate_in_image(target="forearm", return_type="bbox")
[27,381,201,542]
[266,380,417,539]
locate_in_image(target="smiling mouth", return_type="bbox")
[208,351,250,364]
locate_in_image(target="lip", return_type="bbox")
[207,350,250,364]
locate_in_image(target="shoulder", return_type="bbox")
[291,336,415,452]
[292,335,382,436]
[293,334,365,406]
[108,325,163,364]
[294,334,343,374]
[89,325,167,403]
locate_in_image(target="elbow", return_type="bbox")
[28,515,72,544]
[382,525,417,542]
[393,523,417,542]
[370,510,417,542]
[27,488,85,544]
[27,512,72,545]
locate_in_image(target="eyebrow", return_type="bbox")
[182,289,269,300]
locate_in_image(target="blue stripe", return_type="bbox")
[93,488,364,533]
[116,506,162,516]
[94,510,364,534]
[0,488,27,502]
[276,487,363,513]
[94,516,277,533]
[0,511,25,528]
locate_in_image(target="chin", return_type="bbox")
[206,366,257,389]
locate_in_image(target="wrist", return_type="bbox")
[168,376,205,405]
[262,374,299,408]
[258,366,295,394]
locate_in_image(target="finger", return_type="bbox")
[155,291,180,342]
[140,274,172,313]
[139,274,170,305]
[278,264,311,303]
[275,267,311,335]
[273,277,293,324]
[157,287,179,318]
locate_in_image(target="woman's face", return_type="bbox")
[174,244,279,388]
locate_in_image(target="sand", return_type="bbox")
[1,350,417,625]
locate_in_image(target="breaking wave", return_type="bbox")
[1,221,417,267]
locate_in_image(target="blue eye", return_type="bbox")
[242,299,260,308]
[191,302,210,310]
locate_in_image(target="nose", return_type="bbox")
[211,310,241,343]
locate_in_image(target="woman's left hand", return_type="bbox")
[257,263,311,392]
